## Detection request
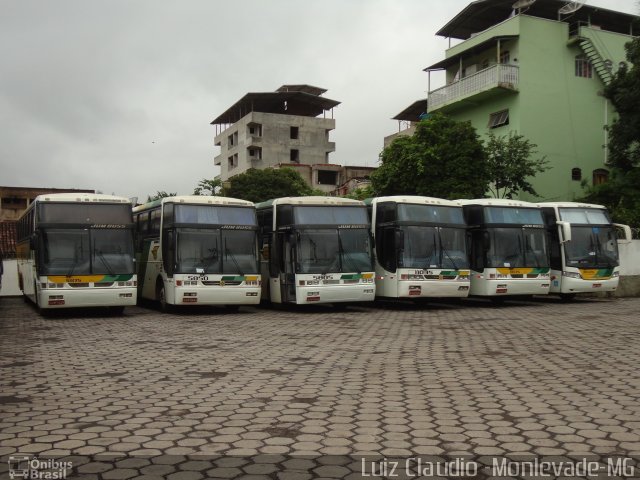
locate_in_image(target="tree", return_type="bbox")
[343,184,374,201]
[370,114,488,199]
[193,178,222,196]
[223,167,316,203]
[146,191,177,202]
[484,131,549,199]
[581,36,640,228]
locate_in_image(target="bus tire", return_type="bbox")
[156,280,172,313]
[560,293,576,302]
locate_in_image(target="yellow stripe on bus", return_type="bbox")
[496,268,534,275]
[47,275,106,283]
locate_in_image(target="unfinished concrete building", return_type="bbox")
[211,85,344,193]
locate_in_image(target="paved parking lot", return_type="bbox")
[1,296,639,479]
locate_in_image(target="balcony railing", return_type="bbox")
[428,64,519,112]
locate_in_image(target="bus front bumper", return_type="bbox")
[37,287,137,309]
[552,275,619,294]
[390,280,470,299]
[171,286,261,305]
[296,284,375,305]
[471,279,550,297]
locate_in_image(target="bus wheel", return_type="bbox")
[109,306,125,316]
[156,281,172,313]
[490,296,506,306]
[560,293,576,302]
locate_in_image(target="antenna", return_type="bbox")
[512,0,536,13]
[558,0,586,17]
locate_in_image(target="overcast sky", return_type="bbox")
[0,0,637,202]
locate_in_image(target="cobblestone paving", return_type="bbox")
[0,296,639,479]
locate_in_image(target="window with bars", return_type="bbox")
[488,109,509,129]
[575,55,593,78]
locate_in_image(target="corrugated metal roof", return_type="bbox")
[436,0,638,40]
[211,90,340,125]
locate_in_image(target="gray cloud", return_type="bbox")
[0,0,636,201]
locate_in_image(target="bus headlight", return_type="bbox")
[563,271,581,279]
[612,271,620,278]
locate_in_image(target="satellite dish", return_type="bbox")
[559,0,586,16]
[512,0,536,12]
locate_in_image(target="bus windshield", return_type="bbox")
[175,228,257,274]
[294,206,368,225]
[174,205,256,225]
[565,226,619,269]
[41,228,134,275]
[484,207,544,225]
[397,204,465,225]
[400,226,468,270]
[297,228,372,274]
[486,227,548,268]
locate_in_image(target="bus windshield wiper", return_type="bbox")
[337,230,360,273]
[438,228,458,271]
[224,239,243,276]
[95,250,115,275]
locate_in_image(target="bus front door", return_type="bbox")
[280,233,297,303]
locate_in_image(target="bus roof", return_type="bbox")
[457,198,540,208]
[34,193,132,204]
[133,195,254,213]
[537,201,606,210]
[256,196,365,209]
[367,196,462,207]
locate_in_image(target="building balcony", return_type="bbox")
[427,64,519,113]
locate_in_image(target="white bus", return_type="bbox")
[16,193,137,312]
[460,198,550,298]
[256,196,375,305]
[133,195,260,310]
[367,196,470,299]
[538,202,632,299]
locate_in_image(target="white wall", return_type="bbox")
[618,240,640,276]
[0,259,21,296]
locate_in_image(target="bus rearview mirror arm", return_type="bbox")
[558,221,572,243]
[613,223,632,243]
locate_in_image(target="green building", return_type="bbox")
[421,0,638,201]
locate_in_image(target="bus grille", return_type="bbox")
[69,283,90,288]
[202,280,242,286]
[94,282,115,287]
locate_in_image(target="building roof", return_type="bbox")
[436,0,638,40]
[392,99,429,121]
[0,186,94,198]
[211,86,340,125]
[276,84,328,96]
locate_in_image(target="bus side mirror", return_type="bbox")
[613,223,632,243]
[29,233,38,250]
[558,221,571,243]
[394,229,404,253]
[482,231,491,251]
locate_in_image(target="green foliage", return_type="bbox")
[484,131,549,199]
[344,184,374,201]
[605,37,640,172]
[223,168,315,203]
[370,114,488,199]
[193,178,222,196]
[582,36,640,228]
[146,191,177,202]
